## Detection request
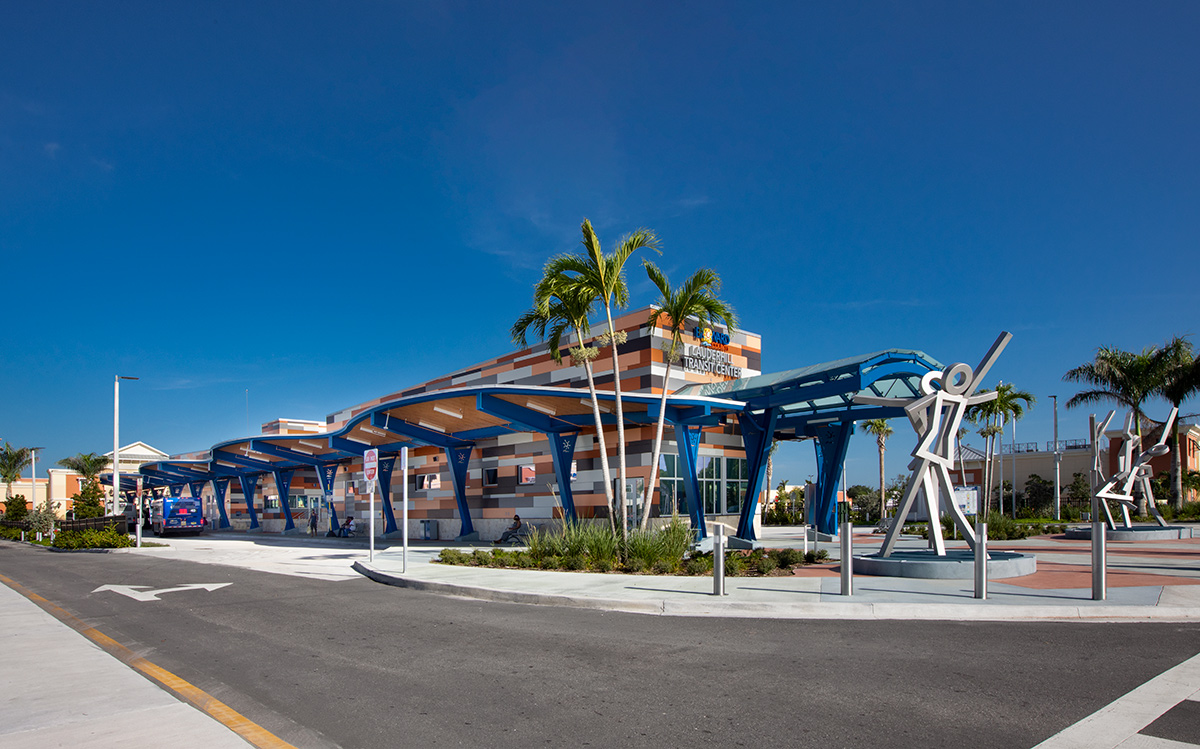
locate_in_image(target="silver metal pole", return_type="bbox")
[113,375,120,517]
[840,521,853,596]
[401,447,409,574]
[998,411,1005,517]
[712,524,726,596]
[974,521,988,599]
[135,476,143,548]
[1011,417,1018,519]
[1052,395,1061,521]
[1092,520,1106,601]
[369,479,376,563]
[802,523,809,557]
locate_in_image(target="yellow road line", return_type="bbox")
[0,572,295,749]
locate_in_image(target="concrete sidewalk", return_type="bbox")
[349,527,1200,622]
[0,581,253,748]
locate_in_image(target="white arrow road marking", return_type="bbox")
[91,583,232,602]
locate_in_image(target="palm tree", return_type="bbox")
[1155,337,1198,510]
[0,443,32,500]
[1065,343,1182,515]
[861,419,893,522]
[640,262,737,529]
[56,452,112,491]
[512,285,617,531]
[535,219,659,543]
[993,384,1035,518]
[967,384,1034,517]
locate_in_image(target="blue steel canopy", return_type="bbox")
[135,384,746,535]
[676,349,943,539]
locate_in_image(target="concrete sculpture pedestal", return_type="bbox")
[853,549,1036,579]
[1064,525,1194,541]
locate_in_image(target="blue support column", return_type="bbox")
[547,432,579,521]
[445,445,477,540]
[812,422,854,536]
[673,424,706,540]
[735,408,780,544]
[188,481,205,499]
[212,479,231,529]
[272,469,297,534]
[377,456,400,536]
[170,484,183,498]
[239,475,261,531]
[316,463,340,533]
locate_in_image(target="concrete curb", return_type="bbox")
[352,562,1200,623]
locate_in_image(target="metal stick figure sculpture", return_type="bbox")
[1089,410,1117,528]
[855,332,1012,558]
[1095,407,1177,529]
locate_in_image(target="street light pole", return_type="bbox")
[29,447,44,515]
[1051,395,1062,521]
[113,376,138,516]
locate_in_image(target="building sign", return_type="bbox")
[692,325,730,349]
[681,344,742,379]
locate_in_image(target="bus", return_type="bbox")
[151,496,204,536]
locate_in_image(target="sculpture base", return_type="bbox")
[1063,525,1193,541]
[853,549,1036,579]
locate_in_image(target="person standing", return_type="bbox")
[308,511,318,536]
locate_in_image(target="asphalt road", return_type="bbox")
[3,542,1199,749]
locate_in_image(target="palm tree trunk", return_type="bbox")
[641,359,674,530]
[579,341,617,534]
[603,306,629,545]
[878,439,886,522]
[1171,424,1183,512]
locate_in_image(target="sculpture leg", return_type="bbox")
[938,463,977,552]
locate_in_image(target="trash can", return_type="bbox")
[420,519,438,540]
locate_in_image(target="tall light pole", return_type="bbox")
[29,447,44,514]
[1051,395,1062,521]
[113,375,138,516]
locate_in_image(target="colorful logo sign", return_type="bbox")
[693,326,730,347]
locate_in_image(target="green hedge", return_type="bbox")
[52,526,134,550]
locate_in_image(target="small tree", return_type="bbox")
[0,443,32,500]
[71,482,106,519]
[1023,473,1054,516]
[27,500,57,536]
[4,494,28,522]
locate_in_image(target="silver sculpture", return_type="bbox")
[1095,407,1177,529]
[856,332,1012,557]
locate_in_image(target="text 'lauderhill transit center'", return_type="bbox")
[125,306,944,545]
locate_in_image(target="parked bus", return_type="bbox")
[151,496,204,536]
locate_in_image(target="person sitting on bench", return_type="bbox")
[342,516,356,537]
[494,514,523,544]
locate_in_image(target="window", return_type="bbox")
[658,453,688,516]
[519,465,536,485]
[416,474,441,491]
[484,468,498,486]
[660,452,748,516]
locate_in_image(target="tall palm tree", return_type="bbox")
[0,443,32,500]
[640,262,737,529]
[1065,343,1181,515]
[967,384,1034,517]
[512,285,617,531]
[1155,337,1198,510]
[536,219,659,543]
[861,419,893,521]
[993,384,1036,518]
[56,452,112,491]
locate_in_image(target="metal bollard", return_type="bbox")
[1092,521,1106,601]
[712,525,727,596]
[801,524,809,556]
[840,521,853,596]
[974,522,988,600]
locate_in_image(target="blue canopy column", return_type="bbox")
[547,432,579,521]
[377,455,403,538]
[316,463,341,534]
[272,469,298,535]
[212,478,231,529]
[733,408,780,548]
[673,424,707,540]
[445,445,478,540]
[810,421,854,536]
[239,475,261,532]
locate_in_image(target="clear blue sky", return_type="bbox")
[3,1,1198,487]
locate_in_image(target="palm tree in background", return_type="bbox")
[861,419,893,521]
[1065,343,1183,515]
[640,262,737,529]
[1154,337,1199,510]
[0,443,32,501]
[536,219,659,543]
[968,384,1035,517]
[56,452,111,491]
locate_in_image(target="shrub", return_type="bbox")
[651,560,673,575]
[756,555,778,575]
[624,529,662,571]
[562,554,586,571]
[513,552,535,569]
[684,554,712,576]
[470,549,493,566]
[437,548,469,565]
[4,495,28,522]
[489,550,512,567]
[591,557,613,573]
[27,501,57,536]
[537,555,561,570]
[816,549,828,561]
[772,548,803,568]
[724,551,746,576]
[0,526,23,541]
[51,526,133,549]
